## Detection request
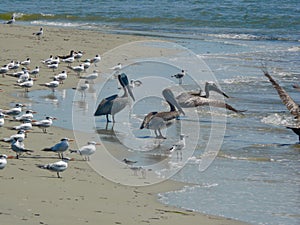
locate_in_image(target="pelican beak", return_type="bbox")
[95,143,101,146]
[52,117,58,120]
[126,84,135,101]
[162,88,185,115]
[211,84,229,98]
[32,111,37,114]
[68,139,74,142]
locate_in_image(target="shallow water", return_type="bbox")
[4,0,300,223]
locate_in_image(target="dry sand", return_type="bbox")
[0,24,249,225]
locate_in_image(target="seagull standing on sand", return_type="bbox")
[70,141,100,161]
[0,113,5,127]
[37,157,70,178]
[39,78,60,92]
[14,110,36,123]
[54,71,68,84]
[169,134,186,160]
[15,78,34,92]
[0,155,7,169]
[91,54,101,66]
[32,116,56,133]
[11,137,33,159]
[68,64,84,76]
[0,64,9,77]
[2,103,25,116]
[42,138,74,159]
[2,130,27,142]
[21,58,31,66]
[29,66,40,77]
[33,27,43,40]
[12,122,33,132]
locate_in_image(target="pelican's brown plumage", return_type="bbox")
[140,88,185,139]
[263,69,300,119]
[263,69,300,141]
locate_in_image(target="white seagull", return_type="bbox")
[21,58,31,66]
[54,71,68,84]
[169,134,186,160]
[70,141,100,161]
[37,157,71,178]
[11,122,33,131]
[90,54,101,66]
[11,137,33,159]
[39,78,60,92]
[80,70,98,81]
[2,103,25,116]
[14,110,36,123]
[2,130,27,142]
[0,65,9,77]
[41,55,53,64]
[171,70,186,85]
[67,64,84,76]
[29,66,40,77]
[32,116,56,133]
[32,27,43,39]
[42,137,74,158]
[0,155,8,169]
[73,80,89,97]
[15,78,34,92]
[0,113,5,127]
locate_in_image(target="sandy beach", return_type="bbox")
[0,24,250,225]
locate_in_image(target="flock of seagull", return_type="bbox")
[0,16,107,177]
[1,15,299,179]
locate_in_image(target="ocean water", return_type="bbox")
[2,1,300,224]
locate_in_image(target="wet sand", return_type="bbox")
[0,24,249,225]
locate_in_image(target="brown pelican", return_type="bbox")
[140,88,185,139]
[263,69,300,141]
[176,82,244,113]
[94,73,135,123]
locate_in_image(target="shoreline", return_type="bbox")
[0,24,250,225]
